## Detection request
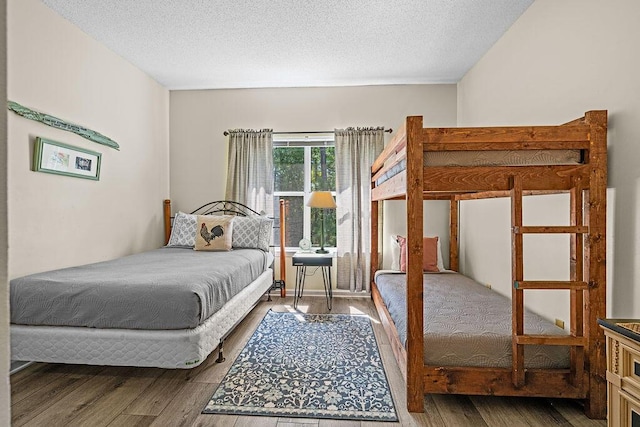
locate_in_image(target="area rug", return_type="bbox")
[202,310,398,422]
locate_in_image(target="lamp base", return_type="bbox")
[315,248,329,254]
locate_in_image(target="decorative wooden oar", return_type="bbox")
[8,100,120,151]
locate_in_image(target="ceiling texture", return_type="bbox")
[41,0,534,90]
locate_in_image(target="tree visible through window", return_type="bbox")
[273,138,336,249]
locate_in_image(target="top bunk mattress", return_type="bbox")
[10,247,273,330]
[374,271,570,369]
[375,149,582,186]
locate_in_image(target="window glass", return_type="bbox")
[273,140,336,249]
[274,147,304,192]
[310,146,335,191]
[310,207,336,247]
[273,196,304,248]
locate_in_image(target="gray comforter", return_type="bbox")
[375,271,570,369]
[10,248,271,330]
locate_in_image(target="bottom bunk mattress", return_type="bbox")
[374,271,570,369]
[10,247,273,330]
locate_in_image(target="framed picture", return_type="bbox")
[33,137,101,181]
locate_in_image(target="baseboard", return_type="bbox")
[10,360,34,375]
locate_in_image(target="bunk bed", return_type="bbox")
[369,111,607,419]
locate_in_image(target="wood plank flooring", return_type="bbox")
[10,296,606,427]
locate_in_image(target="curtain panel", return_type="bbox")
[335,128,384,292]
[225,129,274,216]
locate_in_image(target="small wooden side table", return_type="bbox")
[292,252,333,310]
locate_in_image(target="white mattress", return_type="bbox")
[10,270,273,369]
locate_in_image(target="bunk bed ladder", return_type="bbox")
[510,176,587,389]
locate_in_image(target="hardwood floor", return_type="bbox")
[10,296,606,427]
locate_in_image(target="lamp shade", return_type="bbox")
[306,191,336,209]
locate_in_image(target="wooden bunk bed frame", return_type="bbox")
[369,111,607,419]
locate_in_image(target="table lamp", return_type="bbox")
[306,191,336,254]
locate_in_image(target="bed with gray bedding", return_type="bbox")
[374,271,569,369]
[10,246,274,368]
[11,247,272,330]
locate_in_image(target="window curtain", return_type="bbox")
[335,128,384,292]
[225,129,274,216]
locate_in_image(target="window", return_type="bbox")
[273,136,336,249]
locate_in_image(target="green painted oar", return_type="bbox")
[8,100,120,151]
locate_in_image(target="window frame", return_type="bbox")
[273,135,336,251]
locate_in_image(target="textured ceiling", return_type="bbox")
[41,0,534,90]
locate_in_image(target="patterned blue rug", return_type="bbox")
[202,310,398,421]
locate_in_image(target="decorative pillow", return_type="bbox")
[391,235,401,270]
[392,234,445,271]
[194,215,234,251]
[232,216,273,252]
[398,236,440,273]
[421,237,439,272]
[167,211,197,247]
[436,238,445,272]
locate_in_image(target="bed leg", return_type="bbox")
[216,339,226,363]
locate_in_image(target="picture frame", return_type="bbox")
[33,137,101,181]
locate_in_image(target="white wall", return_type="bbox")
[457,0,639,319]
[0,0,8,422]
[170,85,457,289]
[7,0,170,279]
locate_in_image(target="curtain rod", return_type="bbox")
[223,128,392,136]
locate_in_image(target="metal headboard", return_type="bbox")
[163,199,267,245]
[189,200,262,217]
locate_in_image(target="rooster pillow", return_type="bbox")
[194,215,234,251]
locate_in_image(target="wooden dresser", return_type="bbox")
[599,319,640,427]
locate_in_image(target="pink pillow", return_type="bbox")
[398,236,440,273]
